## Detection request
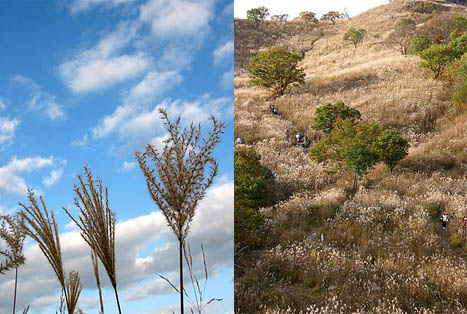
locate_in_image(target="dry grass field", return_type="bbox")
[235,1,467,313]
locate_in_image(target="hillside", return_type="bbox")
[235,1,467,313]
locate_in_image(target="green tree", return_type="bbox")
[409,34,432,55]
[419,44,457,78]
[321,11,343,23]
[344,28,367,48]
[248,47,306,95]
[234,147,273,251]
[312,102,361,133]
[247,6,269,28]
[375,129,409,174]
[342,142,380,194]
[299,11,318,23]
[310,120,384,194]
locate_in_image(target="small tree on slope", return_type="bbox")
[248,47,305,95]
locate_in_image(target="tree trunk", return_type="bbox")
[13,267,18,314]
[179,241,184,314]
[352,173,358,196]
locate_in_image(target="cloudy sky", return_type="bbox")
[234,0,389,19]
[0,0,233,313]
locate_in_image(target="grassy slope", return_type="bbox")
[235,1,467,313]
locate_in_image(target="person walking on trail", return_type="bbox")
[462,216,467,234]
[441,212,449,230]
[269,104,278,115]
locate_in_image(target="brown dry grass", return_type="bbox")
[235,1,467,313]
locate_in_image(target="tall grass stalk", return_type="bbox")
[19,190,82,314]
[0,214,26,314]
[63,166,119,314]
[135,109,224,314]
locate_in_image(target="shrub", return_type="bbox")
[312,102,361,133]
[406,1,439,15]
[449,232,464,249]
[343,28,367,48]
[409,34,432,54]
[321,11,343,23]
[421,201,443,219]
[375,129,409,174]
[299,11,318,23]
[248,47,305,95]
[423,13,467,44]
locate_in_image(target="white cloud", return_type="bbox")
[120,161,137,172]
[92,105,135,138]
[124,70,182,105]
[13,75,65,120]
[69,0,133,13]
[71,134,88,148]
[58,22,150,93]
[60,53,150,93]
[140,0,213,38]
[93,95,231,146]
[42,168,64,187]
[0,181,233,312]
[0,156,63,195]
[220,69,233,90]
[213,40,233,65]
[0,117,19,145]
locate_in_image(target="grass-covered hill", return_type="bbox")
[235,1,467,313]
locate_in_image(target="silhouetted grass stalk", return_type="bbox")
[135,109,224,314]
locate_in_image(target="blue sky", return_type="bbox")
[0,0,233,313]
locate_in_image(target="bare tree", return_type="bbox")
[135,109,224,314]
[63,166,119,314]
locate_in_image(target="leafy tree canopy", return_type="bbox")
[344,28,367,48]
[248,47,305,95]
[313,102,362,133]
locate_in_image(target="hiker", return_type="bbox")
[269,104,279,115]
[295,133,301,144]
[441,213,449,230]
[462,216,467,233]
[302,136,310,149]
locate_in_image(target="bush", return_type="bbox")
[409,35,432,54]
[248,47,305,95]
[422,201,443,219]
[312,102,362,133]
[449,232,464,249]
[406,1,439,14]
[375,129,409,174]
[343,28,367,48]
[321,11,343,23]
[299,11,318,23]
